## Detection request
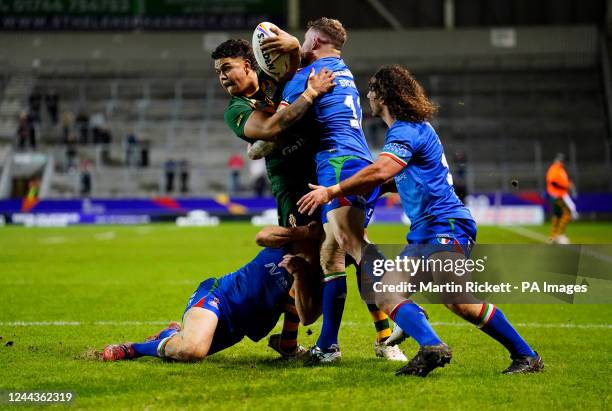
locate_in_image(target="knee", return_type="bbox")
[320,244,344,273]
[445,303,475,320]
[178,342,208,362]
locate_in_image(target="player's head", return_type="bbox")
[554,152,566,164]
[367,65,437,122]
[211,39,259,96]
[302,17,347,65]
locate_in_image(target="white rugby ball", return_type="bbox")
[252,22,291,81]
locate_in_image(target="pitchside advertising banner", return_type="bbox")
[359,244,612,304]
[0,0,286,30]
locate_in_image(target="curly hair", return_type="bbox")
[211,39,258,70]
[369,65,436,122]
[307,17,347,50]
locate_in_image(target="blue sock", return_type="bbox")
[391,301,442,347]
[132,339,163,358]
[157,327,179,340]
[478,304,536,358]
[316,274,347,350]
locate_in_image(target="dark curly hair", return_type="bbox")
[307,17,347,50]
[211,39,259,70]
[369,65,436,122]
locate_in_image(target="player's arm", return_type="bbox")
[297,156,404,215]
[247,140,278,160]
[280,254,322,325]
[255,221,322,247]
[242,68,335,141]
[260,26,301,78]
[380,177,398,194]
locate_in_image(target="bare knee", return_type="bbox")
[176,341,208,362]
[445,303,481,322]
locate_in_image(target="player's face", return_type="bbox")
[214,57,252,96]
[300,29,317,66]
[367,83,383,117]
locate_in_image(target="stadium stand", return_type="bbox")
[0,25,609,197]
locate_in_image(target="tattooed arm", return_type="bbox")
[242,68,335,142]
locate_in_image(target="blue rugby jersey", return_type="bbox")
[216,247,292,342]
[281,57,373,164]
[380,121,473,232]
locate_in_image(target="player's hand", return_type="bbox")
[260,26,300,54]
[297,183,332,216]
[279,254,309,276]
[307,68,336,98]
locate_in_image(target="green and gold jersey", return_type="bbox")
[223,69,316,202]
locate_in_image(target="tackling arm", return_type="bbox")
[297,155,404,215]
[255,221,322,248]
[242,69,335,141]
[280,254,322,325]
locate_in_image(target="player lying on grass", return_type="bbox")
[298,64,544,375]
[102,223,323,362]
[213,35,405,362]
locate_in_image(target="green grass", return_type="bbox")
[0,222,611,410]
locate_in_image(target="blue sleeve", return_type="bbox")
[281,70,308,105]
[380,128,416,167]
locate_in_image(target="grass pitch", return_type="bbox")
[0,222,611,410]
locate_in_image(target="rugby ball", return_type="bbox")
[252,22,291,81]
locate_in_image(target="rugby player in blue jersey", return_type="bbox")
[101,223,323,362]
[280,17,383,365]
[299,65,544,375]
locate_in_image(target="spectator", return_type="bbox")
[90,112,106,145]
[80,159,92,197]
[28,89,42,125]
[16,111,36,150]
[179,159,190,195]
[45,89,59,125]
[65,132,78,170]
[249,158,268,197]
[125,129,139,167]
[164,159,176,193]
[76,111,90,144]
[227,153,244,195]
[61,111,75,143]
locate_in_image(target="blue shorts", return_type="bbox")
[317,155,377,225]
[184,278,244,356]
[403,218,477,258]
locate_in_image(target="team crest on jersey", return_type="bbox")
[206,296,220,309]
[288,213,297,227]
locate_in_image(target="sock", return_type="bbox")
[352,258,391,343]
[478,303,536,358]
[280,294,300,352]
[316,273,347,350]
[132,338,165,358]
[369,304,391,342]
[390,301,442,347]
[558,208,571,234]
[550,215,559,238]
[157,327,179,340]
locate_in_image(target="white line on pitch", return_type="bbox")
[1,321,610,329]
[39,236,67,245]
[499,226,549,243]
[94,231,116,240]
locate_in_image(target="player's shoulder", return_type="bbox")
[388,121,433,140]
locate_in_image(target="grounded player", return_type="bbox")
[102,223,324,363]
[299,65,544,375]
[546,153,577,244]
[280,17,385,364]
[212,36,403,361]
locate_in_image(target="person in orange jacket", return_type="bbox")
[546,153,578,244]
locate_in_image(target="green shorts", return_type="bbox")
[274,185,319,228]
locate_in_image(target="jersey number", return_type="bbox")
[441,153,454,186]
[344,95,361,129]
